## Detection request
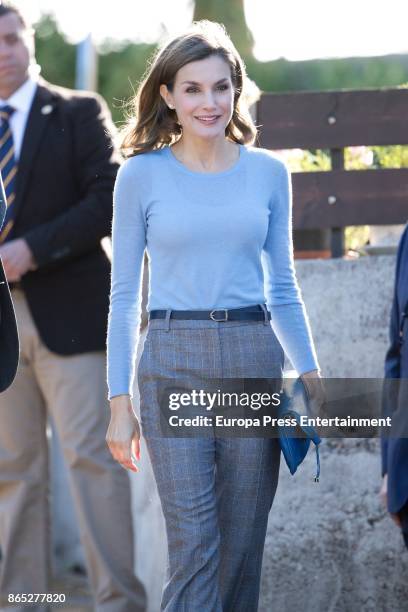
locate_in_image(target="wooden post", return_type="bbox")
[330,148,345,258]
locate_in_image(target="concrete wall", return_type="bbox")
[291,255,396,377]
[260,254,408,612]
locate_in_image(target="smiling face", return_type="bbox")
[160,54,235,142]
[0,11,33,98]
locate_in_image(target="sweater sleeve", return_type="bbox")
[262,159,320,375]
[106,159,146,399]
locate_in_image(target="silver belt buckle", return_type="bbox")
[210,309,228,322]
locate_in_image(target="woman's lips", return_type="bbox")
[195,115,221,124]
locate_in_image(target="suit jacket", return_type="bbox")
[7,78,120,355]
[0,182,19,392]
[381,223,408,513]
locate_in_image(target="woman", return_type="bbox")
[106,20,322,611]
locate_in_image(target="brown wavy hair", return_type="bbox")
[120,20,258,157]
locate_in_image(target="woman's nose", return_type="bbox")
[201,91,216,110]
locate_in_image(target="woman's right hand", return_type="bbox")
[106,394,141,472]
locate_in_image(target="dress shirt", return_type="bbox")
[0,74,38,161]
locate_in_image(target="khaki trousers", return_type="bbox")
[0,289,146,612]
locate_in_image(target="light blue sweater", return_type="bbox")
[107,144,320,399]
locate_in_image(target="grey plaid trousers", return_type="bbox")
[137,315,284,612]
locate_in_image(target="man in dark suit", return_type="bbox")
[0,4,146,610]
[0,176,18,393]
[380,223,408,549]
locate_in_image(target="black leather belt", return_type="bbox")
[149,304,271,322]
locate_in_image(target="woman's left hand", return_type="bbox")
[300,370,327,419]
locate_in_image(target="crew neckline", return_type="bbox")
[165,143,245,177]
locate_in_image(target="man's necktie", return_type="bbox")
[0,105,17,243]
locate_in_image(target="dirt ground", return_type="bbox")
[1,439,407,612]
[260,438,408,612]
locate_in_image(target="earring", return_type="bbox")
[168,104,174,110]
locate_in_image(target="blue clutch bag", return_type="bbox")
[277,377,321,481]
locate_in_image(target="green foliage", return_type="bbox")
[34,14,156,124]
[35,14,75,88]
[245,55,408,95]
[34,12,408,130]
[99,43,157,125]
[371,145,408,169]
[345,226,370,251]
[287,149,331,173]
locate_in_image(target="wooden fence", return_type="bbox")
[256,88,408,257]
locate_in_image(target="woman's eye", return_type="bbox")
[186,84,229,93]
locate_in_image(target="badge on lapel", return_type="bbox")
[41,104,53,115]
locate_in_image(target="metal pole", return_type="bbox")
[75,33,98,91]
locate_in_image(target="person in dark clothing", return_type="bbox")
[0,174,18,393]
[380,223,408,550]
